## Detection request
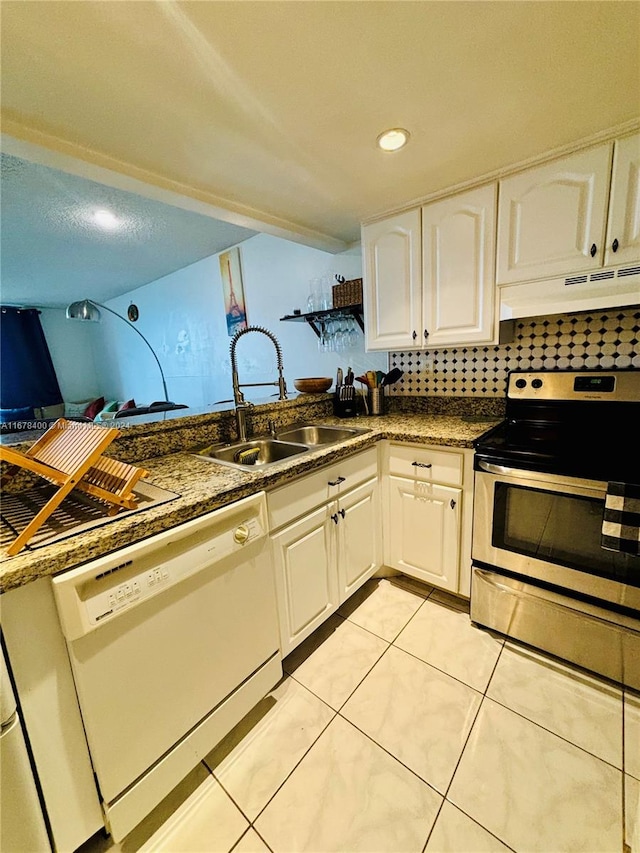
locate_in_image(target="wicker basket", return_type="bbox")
[332,278,363,309]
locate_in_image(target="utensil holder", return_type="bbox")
[369,387,385,416]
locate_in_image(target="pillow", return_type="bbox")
[0,406,34,424]
[103,400,119,413]
[117,399,136,412]
[93,410,116,422]
[65,399,94,418]
[83,397,105,421]
[40,403,65,420]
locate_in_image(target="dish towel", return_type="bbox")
[601,482,640,556]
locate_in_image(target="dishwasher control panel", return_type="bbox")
[52,492,268,640]
[84,517,262,626]
[85,565,171,625]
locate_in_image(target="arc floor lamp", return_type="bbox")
[66,299,169,403]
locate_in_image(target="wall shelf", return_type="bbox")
[280,304,364,339]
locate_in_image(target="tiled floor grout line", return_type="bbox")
[419,641,520,853]
[333,705,445,798]
[387,636,494,695]
[419,798,446,853]
[228,825,275,853]
[483,693,625,772]
[210,701,338,834]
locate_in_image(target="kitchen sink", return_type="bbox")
[276,424,370,446]
[195,438,309,469]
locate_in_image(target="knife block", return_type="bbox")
[333,386,357,418]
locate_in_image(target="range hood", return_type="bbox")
[499,263,640,319]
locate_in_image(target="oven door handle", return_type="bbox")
[477,460,520,475]
[476,459,607,492]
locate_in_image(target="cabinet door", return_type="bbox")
[271,504,338,656]
[337,477,381,603]
[605,132,640,266]
[422,184,497,346]
[387,476,460,592]
[362,209,422,350]
[496,143,612,284]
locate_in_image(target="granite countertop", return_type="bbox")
[0,413,501,594]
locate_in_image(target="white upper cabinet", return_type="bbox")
[605,132,640,266]
[496,143,613,285]
[422,184,497,346]
[362,188,498,350]
[362,209,422,350]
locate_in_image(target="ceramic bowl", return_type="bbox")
[294,377,333,393]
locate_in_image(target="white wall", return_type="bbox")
[92,233,387,409]
[40,308,102,403]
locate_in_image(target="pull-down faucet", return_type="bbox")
[230,326,288,442]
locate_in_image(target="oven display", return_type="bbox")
[574,375,615,392]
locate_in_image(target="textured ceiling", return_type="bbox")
[0,154,257,308]
[1,1,638,247]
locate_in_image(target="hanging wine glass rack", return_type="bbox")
[279,304,364,339]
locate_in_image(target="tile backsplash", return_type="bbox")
[388,305,640,397]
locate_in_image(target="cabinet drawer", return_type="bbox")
[388,444,463,486]
[268,447,378,531]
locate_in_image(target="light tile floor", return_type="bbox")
[83,577,639,853]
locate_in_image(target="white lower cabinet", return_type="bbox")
[337,477,381,602]
[270,441,474,654]
[387,477,461,591]
[269,449,381,656]
[271,502,338,655]
[382,442,475,597]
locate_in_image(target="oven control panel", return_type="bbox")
[508,370,639,402]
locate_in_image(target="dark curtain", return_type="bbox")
[0,306,63,409]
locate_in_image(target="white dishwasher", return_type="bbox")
[52,491,281,843]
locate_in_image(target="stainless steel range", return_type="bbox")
[471,368,640,689]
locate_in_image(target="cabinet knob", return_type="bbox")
[328,476,345,487]
[339,508,346,518]
[412,330,417,341]
[590,243,597,258]
[450,499,456,510]
[612,238,619,253]
[411,461,432,469]
[424,329,429,341]
[331,512,339,524]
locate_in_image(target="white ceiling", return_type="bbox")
[0,153,257,308]
[1,1,639,299]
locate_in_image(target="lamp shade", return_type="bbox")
[66,300,101,322]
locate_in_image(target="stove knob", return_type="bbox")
[515,378,527,389]
[532,378,543,389]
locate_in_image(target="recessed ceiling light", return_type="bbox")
[377,128,410,152]
[93,209,120,230]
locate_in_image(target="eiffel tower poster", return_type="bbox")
[219,247,248,336]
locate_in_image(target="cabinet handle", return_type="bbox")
[331,513,339,524]
[328,476,345,486]
[450,499,456,509]
[339,508,346,518]
[412,461,432,469]
[424,329,429,341]
[590,243,597,258]
[412,330,417,341]
[612,238,619,253]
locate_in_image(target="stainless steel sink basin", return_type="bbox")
[277,424,370,446]
[195,438,309,469]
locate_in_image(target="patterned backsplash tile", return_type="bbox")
[388,305,640,397]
